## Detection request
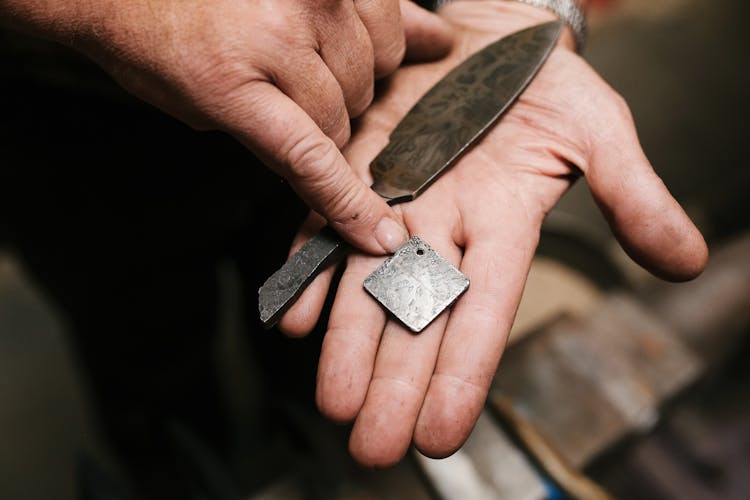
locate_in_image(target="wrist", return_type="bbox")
[508,0,585,50]
[437,1,580,52]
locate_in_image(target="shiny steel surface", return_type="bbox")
[363,237,469,332]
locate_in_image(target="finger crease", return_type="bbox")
[432,372,490,396]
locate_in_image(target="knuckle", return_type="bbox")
[194,55,247,93]
[283,134,369,223]
[606,88,633,122]
[347,79,374,118]
[586,83,637,146]
[314,99,351,145]
[180,47,268,125]
[328,18,375,116]
[374,34,405,77]
[327,184,371,226]
[284,132,339,183]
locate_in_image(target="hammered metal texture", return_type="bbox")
[364,237,469,332]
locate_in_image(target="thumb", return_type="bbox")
[400,0,454,62]
[225,81,408,255]
[585,97,708,282]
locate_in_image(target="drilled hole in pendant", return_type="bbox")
[416,248,425,256]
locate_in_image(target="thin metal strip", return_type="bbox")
[258,227,349,327]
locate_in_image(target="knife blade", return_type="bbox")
[259,20,564,328]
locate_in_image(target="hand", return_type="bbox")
[2,0,453,254]
[280,1,708,465]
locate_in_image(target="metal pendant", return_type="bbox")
[364,237,469,332]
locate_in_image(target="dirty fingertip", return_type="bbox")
[374,216,409,254]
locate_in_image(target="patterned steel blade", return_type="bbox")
[370,20,564,202]
[259,21,563,328]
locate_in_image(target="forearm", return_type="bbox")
[0,0,94,43]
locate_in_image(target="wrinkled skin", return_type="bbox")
[85,0,452,255]
[1,0,453,255]
[279,2,708,466]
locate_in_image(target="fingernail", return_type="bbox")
[374,217,408,254]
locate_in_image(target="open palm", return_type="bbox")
[279,2,707,466]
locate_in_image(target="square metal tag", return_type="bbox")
[364,236,469,333]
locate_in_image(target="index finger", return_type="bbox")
[222,80,407,255]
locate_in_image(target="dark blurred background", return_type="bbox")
[1,0,749,498]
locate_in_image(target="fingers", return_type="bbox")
[316,251,388,422]
[399,0,455,62]
[317,2,375,117]
[585,93,708,282]
[271,54,352,147]
[413,214,539,458]
[354,0,406,78]
[224,81,407,255]
[347,230,462,467]
[277,212,339,337]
